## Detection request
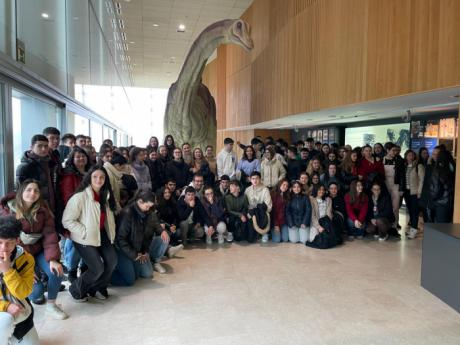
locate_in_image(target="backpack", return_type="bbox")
[306,216,338,249]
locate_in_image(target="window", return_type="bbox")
[0,82,5,195]
[90,121,103,151]
[12,88,62,171]
[74,114,90,136]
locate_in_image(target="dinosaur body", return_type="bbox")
[164,19,253,150]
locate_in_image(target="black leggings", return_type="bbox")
[70,230,117,299]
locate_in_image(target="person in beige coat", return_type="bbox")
[403,150,425,239]
[260,147,286,189]
[62,166,117,302]
[309,185,333,243]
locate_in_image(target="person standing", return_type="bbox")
[271,179,290,243]
[383,143,404,234]
[217,138,237,179]
[204,145,218,179]
[130,148,152,191]
[261,147,286,189]
[62,166,118,302]
[164,148,191,190]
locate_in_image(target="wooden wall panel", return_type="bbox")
[204,0,460,135]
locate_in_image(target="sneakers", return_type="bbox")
[226,232,234,242]
[356,235,363,240]
[206,235,213,245]
[167,244,184,258]
[46,303,68,320]
[379,234,389,242]
[154,262,166,274]
[407,228,418,239]
[218,234,224,244]
[89,290,107,301]
[348,236,355,241]
[373,234,380,240]
[261,234,269,243]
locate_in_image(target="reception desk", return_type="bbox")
[421,224,460,313]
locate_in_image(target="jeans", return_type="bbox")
[30,252,63,301]
[179,221,205,244]
[403,191,419,229]
[288,226,310,244]
[111,249,153,287]
[204,221,227,238]
[271,224,289,243]
[149,236,169,263]
[64,239,81,272]
[347,218,366,237]
[0,313,39,345]
[70,230,117,299]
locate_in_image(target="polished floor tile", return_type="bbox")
[35,218,460,345]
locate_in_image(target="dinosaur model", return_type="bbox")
[163,19,253,150]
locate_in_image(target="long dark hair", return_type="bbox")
[271,178,290,202]
[348,180,366,204]
[164,135,175,147]
[65,147,91,173]
[74,165,116,211]
[242,145,256,162]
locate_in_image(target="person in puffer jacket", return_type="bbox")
[260,147,286,189]
[202,186,228,245]
[224,181,249,242]
[0,180,67,320]
[0,216,39,345]
[270,179,290,243]
[286,181,312,244]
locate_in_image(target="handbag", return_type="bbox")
[19,231,43,245]
[306,216,337,249]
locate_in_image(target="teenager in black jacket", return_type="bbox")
[164,148,191,190]
[177,187,209,245]
[365,183,394,241]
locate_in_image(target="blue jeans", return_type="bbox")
[64,239,81,271]
[149,236,169,263]
[111,249,153,287]
[30,252,63,301]
[271,225,289,243]
[347,218,366,237]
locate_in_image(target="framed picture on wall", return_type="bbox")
[312,130,317,140]
[307,130,312,138]
[323,129,328,141]
[317,130,323,142]
[329,129,335,142]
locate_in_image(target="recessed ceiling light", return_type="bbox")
[41,13,49,19]
[153,23,159,27]
[177,24,186,32]
[129,41,135,44]
[73,16,79,20]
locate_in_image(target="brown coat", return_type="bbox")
[0,193,61,262]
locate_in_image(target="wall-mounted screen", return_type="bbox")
[345,123,410,152]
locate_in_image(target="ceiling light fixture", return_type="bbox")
[41,13,49,19]
[177,24,186,32]
[129,41,135,44]
[153,23,159,27]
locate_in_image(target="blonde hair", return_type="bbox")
[14,179,52,221]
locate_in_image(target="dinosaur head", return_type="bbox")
[227,19,254,52]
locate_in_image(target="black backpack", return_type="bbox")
[306,216,338,249]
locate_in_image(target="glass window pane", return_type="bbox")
[16,0,67,92]
[0,0,15,58]
[0,83,5,195]
[74,114,90,136]
[90,121,103,150]
[12,89,61,171]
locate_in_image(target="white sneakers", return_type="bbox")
[168,244,184,258]
[226,232,234,242]
[206,235,213,245]
[261,234,269,243]
[379,234,389,242]
[407,228,418,239]
[217,234,225,244]
[46,303,68,320]
[154,262,166,274]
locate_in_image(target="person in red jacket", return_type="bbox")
[59,146,91,282]
[357,145,384,189]
[345,180,368,241]
[0,179,67,320]
[270,179,290,242]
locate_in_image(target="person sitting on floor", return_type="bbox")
[224,181,249,242]
[201,186,229,245]
[0,216,39,345]
[365,182,394,242]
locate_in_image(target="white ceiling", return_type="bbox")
[118,0,253,88]
[225,87,460,131]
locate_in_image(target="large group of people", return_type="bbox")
[0,128,456,345]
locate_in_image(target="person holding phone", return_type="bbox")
[0,179,67,320]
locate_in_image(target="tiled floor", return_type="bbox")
[35,223,460,345]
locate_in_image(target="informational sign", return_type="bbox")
[425,121,439,138]
[345,123,410,152]
[411,138,438,154]
[439,118,456,138]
